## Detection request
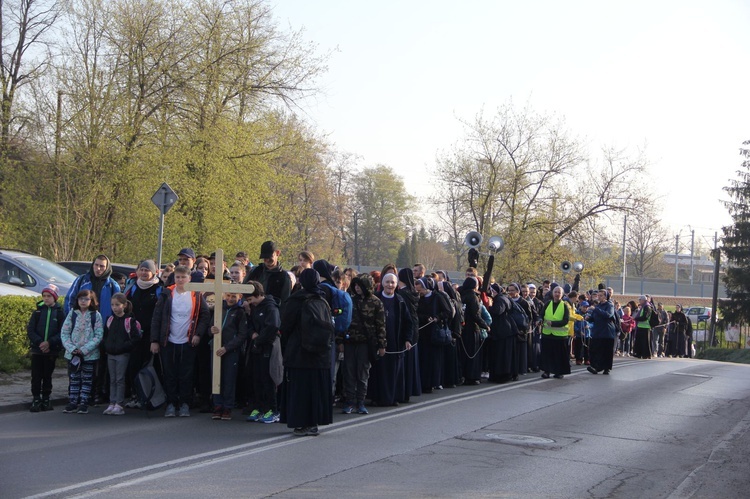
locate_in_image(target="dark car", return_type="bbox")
[57,261,138,278]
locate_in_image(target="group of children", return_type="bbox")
[28,284,142,414]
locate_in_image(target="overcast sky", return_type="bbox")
[272,0,749,251]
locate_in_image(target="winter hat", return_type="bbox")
[41,284,59,301]
[462,277,479,291]
[138,259,157,274]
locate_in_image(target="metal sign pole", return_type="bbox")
[156,212,165,271]
[151,182,178,272]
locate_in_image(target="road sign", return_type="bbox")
[151,182,178,215]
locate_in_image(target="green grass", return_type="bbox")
[696,348,750,365]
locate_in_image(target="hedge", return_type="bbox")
[0,295,43,373]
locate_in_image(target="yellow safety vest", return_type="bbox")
[543,301,569,337]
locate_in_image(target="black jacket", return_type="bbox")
[245,264,291,306]
[416,291,453,344]
[213,301,249,353]
[248,296,280,348]
[27,302,65,354]
[104,314,142,355]
[280,289,331,369]
[489,295,515,339]
[459,289,489,336]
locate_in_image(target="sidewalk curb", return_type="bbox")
[0,397,68,415]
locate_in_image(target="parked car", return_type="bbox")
[0,282,42,297]
[0,249,78,296]
[57,261,137,278]
[684,306,712,325]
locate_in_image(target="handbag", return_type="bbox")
[431,322,453,345]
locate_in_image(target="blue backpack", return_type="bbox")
[320,281,352,335]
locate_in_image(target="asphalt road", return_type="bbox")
[2,358,749,499]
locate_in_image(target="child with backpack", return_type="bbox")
[103,293,142,415]
[61,289,104,414]
[209,290,248,421]
[26,284,65,412]
[243,282,281,424]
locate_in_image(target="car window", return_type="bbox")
[15,255,77,284]
[0,260,36,287]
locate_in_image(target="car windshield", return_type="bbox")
[16,255,77,283]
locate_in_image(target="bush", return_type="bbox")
[0,296,41,373]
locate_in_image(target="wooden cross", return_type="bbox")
[185,249,256,395]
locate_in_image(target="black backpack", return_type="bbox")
[648,307,660,328]
[299,295,334,354]
[509,299,530,332]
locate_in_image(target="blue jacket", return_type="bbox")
[64,273,121,322]
[589,300,616,339]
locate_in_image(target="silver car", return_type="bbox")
[0,249,78,296]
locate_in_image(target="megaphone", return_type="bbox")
[561,261,572,273]
[572,261,584,273]
[464,231,482,249]
[488,236,504,253]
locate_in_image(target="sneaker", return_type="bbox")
[77,405,89,414]
[212,406,223,420]
[103,404,115,415]
[306,426,319,436]
[41,398,53,411]
[246,409,261,422]
[30,398,42,413]
[124,398,138,408]
[110,404,125,416]
[63,403,78,413]
[342,404,353,414]
[178,403,190,417]
[164,404,176,418]
[357,402,368,415]
[293,427,307,436]
[221,409,233,421]
[259,410,279,423]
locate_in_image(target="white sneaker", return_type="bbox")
[103,404,115,415]
[110,404,125,416]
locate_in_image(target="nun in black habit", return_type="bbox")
[487,284,518,383]
[398,268,421,401]
[279,268,333,435]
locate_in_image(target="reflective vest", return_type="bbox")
[543,301,569,337]
[636,307,651,330]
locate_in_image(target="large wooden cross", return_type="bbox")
[185,249,256,395]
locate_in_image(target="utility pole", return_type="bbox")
[709,232,720,347]
[353,211,359,271]
[621,215,627,295]
[690,229,695,285]
[674,234,680,296]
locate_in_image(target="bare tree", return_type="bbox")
[626,209,672,277]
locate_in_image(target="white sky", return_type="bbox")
[272,0,749,250]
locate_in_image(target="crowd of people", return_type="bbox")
[25,242,697,435]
